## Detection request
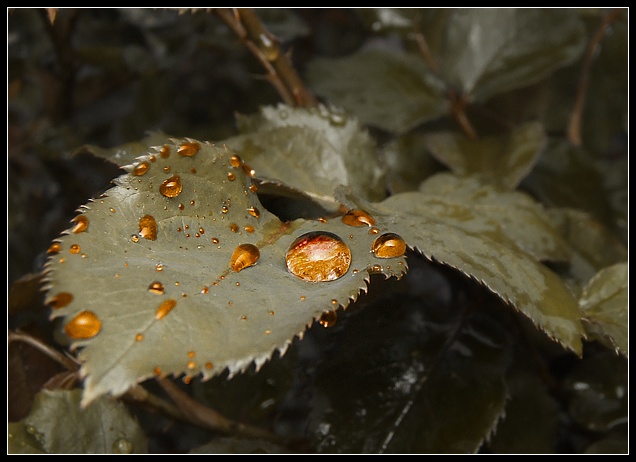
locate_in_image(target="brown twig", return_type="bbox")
[8,329,79,372]
[214,8,317,107]
[567,8,623,146]
[449,90,478,140]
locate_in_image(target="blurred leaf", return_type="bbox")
[23,388,147,454]
[437,8,585,102]
[424,122,547,189]
[579,262,628,356]
[306,49,448,134]
[43,138,407,406]
[190,436,292,454]
[7,421,47,454]
[583,434,628,454]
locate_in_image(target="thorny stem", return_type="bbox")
[567,8,623,146]
[214,8,317,108]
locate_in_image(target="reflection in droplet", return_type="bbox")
[227,172,236,181]
[71,215,89,234]
[50,292,73,309]
[155,299,177,320]
[112,437,133,454]
[178,141,200,157]
[230,223,239,233]
[133,161,150,176]
[139,215,158,240]
[69,244,81,254]
[159,175,182,198]
[258,32,280,61]
[65,311,102,339]
[247,206,260,218]
[372,233,407,258]
[229,154,242,167]
[230,244,260,272]
[148,281,165,294]
[160,145,170,158]
[286,232,351,282]
[342,209,376,227]
[319,311,337,328]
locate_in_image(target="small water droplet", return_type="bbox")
[249,184,258,193]
[372,233,407,258]
[50,292,73,309]
[71,215,89,233]
[133,161,150,176]
[227,172,236,181]
[148,281,165,294]
[242,163,256,177]
[230,243,260,272]
[160,145,170,158]
[163,165,171,173]
[178,141,200,157]
[135,333,144,342]
[154,366,162,375]
[47,242,62,254]
[211,237,219,244]
[112,437,133,454]
[69,244,81,254]
[155,299,177,320]
[160,175,182,198]
[258,32,280,61]
[139,215,158,240]
[221,206,229,214]
[369,227,380,235]
[188,350,195,358]
[230,223,239,233]
[319,311,337,328]
[131,234,140,243]
[187,360,196,370]
[65,311,102,339]
[247,206,260,218]
[229,154,243,167]
[286,232,351,282]
[205,361,213,369]
[244,225,255,233]
[155,264,164,272]
[342,209,375,227]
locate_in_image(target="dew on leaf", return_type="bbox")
[159,145,170,158]
[133,161,150,176]
[71,215,88,233]
[135,333,144,342]
[47,242,62,254]
[178,141,200,157]
[227,172,236,181]
[163,166,171,173]
[148,281,165,295]
[342,209,376,227]
[112,437,133,454]
[369,227,380,235]
[245,225,255,233]
[372,233,407,258]
[229,154,243,168]
[159,175,182,198]
[139,214,158,240]
[69,244,81,254]
[285,232,351,282]
[242,163,256,177]
[230,223,239,233]
[249,184,258,193]
[64,310,102,339]
[49,292,73,309]
[319,310,337,328]
[221,206,229,214]
[230,244,260,272]
[155,299,177,320]
[211,237,219,244]
[205,362,213,369]
[247,206,260,218]
[131,234,140,243]
[258,32,280,61]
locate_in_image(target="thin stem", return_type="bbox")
[8,329,79,371]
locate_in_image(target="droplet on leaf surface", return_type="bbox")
[133,161,150,176]
[155,299,177,320]
[71,215,88,233]
[159,175,182,198]
[230,244,260,272]
[372,233,407,258]
[286,232,351,282]
[342,209,376,227]
[148,281,165,294]
[138,215,158,240]
[49,292,73,309]
[319,310,338,327]
[65,310,102,339]
[178,141,200,157]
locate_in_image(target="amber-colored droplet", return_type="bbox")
[131,234,140,243]
[69,244,81,254]
[154,366,162,375]
[178,142,200,157]
[187,351,195,358]
[160,175,182,198]
[163,166,171,173]
[160,145,170,158]
[65,311,102,339]
[71,215,88,234]
[133,161,150,176]
[211,237,219,244]
[229,154,242,168]
[249,184,258,193]
[342,209,376,227]
[319,311,337,328]
[247,206,260,218]
[285,232,351,282]
[242,163,255,177]
[155,299,177,320]
[201,286,209,294]
[230,243,260,272]
[230,223,239,233]
[50,292,73,309]
[155,264,164,272]
[258,32,280,61]
[227,172,236,181]
[187,361,196,370]
[244,225,255,233]
[369,227,380,235]
[139,215,158,240]
[205,362,213,369]
[135,333,144,342]
[148,281,165,295]
[372,233,407,258]
[47,242,62,254]
[221,206,229,214]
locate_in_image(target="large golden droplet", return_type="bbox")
[230,244,260,272]
[139,215,158,240]
[229,154,242,168]
[155,299,177,320]
[50,292,73,309]
[372,233,407,258]
[71,215,89,234]
[133,161,150,176]
[285,232,351,282]
[342,209,376,227]
[160,175,182,198]
[178,142,200,157]
[65,311,102,339]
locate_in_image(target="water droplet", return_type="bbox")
[135,333,144,342]
[205,361,213,369]
[163,165,171,173]
[133,161,150,176]
[155,299,177,320]
[342,209,375,227]
[242,163,256,177]
[249,184,258,193]
[71,215,89,233]
[229,154,242,167]
[369,227,380,235]
[65,311,102,339]
[286,232,351,282]
[319,311,337,328]
[50,292,73,309]
[258,32,280,61]
[187,360,196,370]
[244,225,255,233]
[69,244,81,254]
[221,206,229,214]
[227,172,236,181]
[160,145,170,158]
[372,233,407,258]
[178,141,200,157]
[153,366,162,375]
[139,215,158,240]
[160,175,182,198]
[230,223,239,233]
[211,237,219,244]
[47,242,62,254]
[131,234,140,243]
[230,243,260,272]
[148,281,165,294]
[247,206,260,218]
[112,437,133,454]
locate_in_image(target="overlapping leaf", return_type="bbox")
[43,138,407,406]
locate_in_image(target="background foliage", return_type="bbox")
[8,8,627,454]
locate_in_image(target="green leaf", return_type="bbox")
[22,389,147,454]
[223,104,386,208]
[424,122,547,189]
[8,421,47,454]
[417,173,571,262]
[579,262,628,356]
[306,49,448,134]
[438,8,585,102]
[43,138,407,406]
